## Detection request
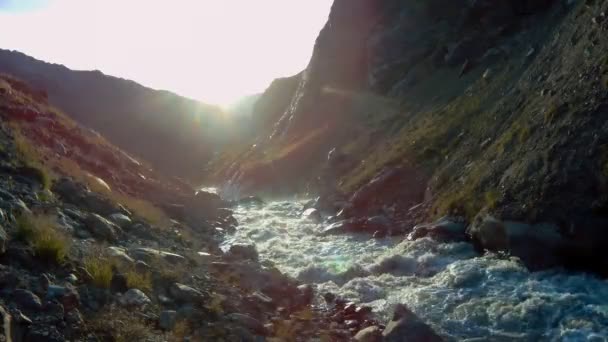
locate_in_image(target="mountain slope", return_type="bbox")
[211,0,608,274]
[0,49,240,179]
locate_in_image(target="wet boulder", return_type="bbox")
[226,244,259,262]
[322,216,392,235]
[302,208,322,222]
[237,196,265,207]
[181,191,227,225]
[382,304,443,342]
[467,215,564,270]
[408,217,467,242]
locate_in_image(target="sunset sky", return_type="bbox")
[0,0,332,106]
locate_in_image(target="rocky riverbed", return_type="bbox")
[223,199,608,341]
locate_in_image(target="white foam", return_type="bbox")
[222,200,608,340]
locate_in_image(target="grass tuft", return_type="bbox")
[124,269,152,294]
[84,257,114,289]
[16,214,70,263]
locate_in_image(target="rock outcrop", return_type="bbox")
[211,0,608,275]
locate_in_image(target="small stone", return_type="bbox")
[159,310,178,331]
[170,283,205,303]
[66,274,78,284]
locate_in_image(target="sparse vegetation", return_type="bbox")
[124,268,152,294]
[518,123,531,143]
[11,125,53,189]
[54,157,169,225]
[16,213,70,264]
[543,103,562,124]
[87,307,153,342]
[484,189,500,210]
[85,256,114,289]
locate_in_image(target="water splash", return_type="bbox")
[223,200,608,340]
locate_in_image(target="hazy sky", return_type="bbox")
[0,0,332,105]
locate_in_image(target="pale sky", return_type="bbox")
[0,0,332,105]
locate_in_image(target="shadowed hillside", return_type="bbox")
[0,49,245,179]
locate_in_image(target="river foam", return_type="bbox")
[222,200,608,341]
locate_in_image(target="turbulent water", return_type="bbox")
[221,200,608,341]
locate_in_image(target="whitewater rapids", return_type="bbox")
[221,200,608,341]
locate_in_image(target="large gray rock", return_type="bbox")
[107,246,135,265]
[129,247,186,265]
[467,215,564,270]
[84,214,119,241]
[302,208,322,222]
[119,289,151,307]
[52,178,118,215]
[408,217,467,242]
[382,304,443,342]
[108,213,132,228]
[169,283,205,303]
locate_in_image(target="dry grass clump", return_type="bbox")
[87,306,155,342]
[11,126,52,189]
[16,213,70,264]
[84,256,114,289]
[124,268,153,294]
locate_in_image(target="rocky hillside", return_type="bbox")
[0,49,245,179]
[210,0,608,275]
[0,74,400,341]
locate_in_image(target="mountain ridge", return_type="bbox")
[0,48,243,180]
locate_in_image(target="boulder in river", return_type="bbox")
[302,208,322,222]
[408,216,467,242]
[467,215,565,270]
[382,304,443,342]
[226,244,259,262]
